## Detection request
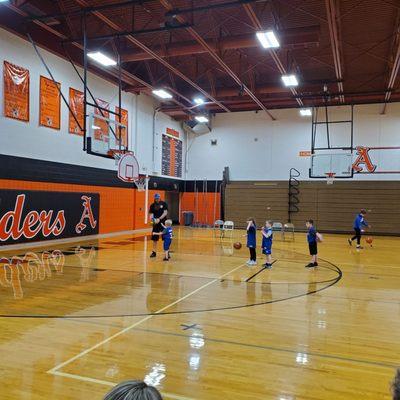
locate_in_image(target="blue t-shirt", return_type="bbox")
[354,213,368,229]
[307,226,317,244]
[247,224,256,248]
[162,227,173,242]
[261,227,273,249]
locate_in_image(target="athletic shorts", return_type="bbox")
[163,240,172,251]
[151,223,163,241]
[262,247,272,255]
[309,242,318,255]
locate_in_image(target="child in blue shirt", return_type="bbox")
[348,209,369,249]
[306,219,319,268]
[261,220,273,269]
[153,219,173,261]
[246,218,257,266]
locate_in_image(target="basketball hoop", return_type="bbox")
[134,175,150,192]
[325,172,336,185]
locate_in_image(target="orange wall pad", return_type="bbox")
[180,192,221,226]
[0,179,138,234]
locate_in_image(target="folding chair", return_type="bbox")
[272,222,284,240]
[284,223,295,241]
[222,220,234,238]
[213,219,224,238]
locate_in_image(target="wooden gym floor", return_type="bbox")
[0,227,399,399]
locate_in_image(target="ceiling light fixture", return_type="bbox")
[193,97,205,105]
[256,31,280,49]
[195,115,209,123]
[300,108,312,116]
[281,74,299,87]
[152,89,173,99]
[87,51,117,66]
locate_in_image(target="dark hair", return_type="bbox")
[104,380,163,400]
[247,217,256,224]
[307,219,314,225]
[393,369,400,400]
[360,209,367,215]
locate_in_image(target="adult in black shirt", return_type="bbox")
[149,193,168,258]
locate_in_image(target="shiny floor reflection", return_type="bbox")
[0,228,399,399]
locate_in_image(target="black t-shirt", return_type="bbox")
[149,201,168,221]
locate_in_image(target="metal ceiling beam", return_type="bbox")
[72,0,230,112]
[159,0,276,120]
[121,26,320,62]
[63,23,192,43]
[382,11,400,114]
[165,0,265,17]
[242,3,303,107]
[27,0,154,21]
[325,0,345,103]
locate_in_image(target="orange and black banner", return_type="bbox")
[39,76,61,130]
[115,106,128,147]
[3,61,30,122]
[94,99,109,141]
[0,189,99,245]
[69,87,84,135]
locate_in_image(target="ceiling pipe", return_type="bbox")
[325,0,345,103]
[382,13,400,114]
[158,0,276,120]
[121,26,320,62]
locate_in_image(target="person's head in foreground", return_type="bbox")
[164,219,172,227]
[392,369,400,400]
[104,380,163,400]
[154,193,161,203]
[360,209,367,215]
[306,219,314,229]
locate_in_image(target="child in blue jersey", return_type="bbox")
[348,209,369,249]
[153,219,173,261]
[306,219,319,268]
[246,218,257,266]
[261,220,273,269]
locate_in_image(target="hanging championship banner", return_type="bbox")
[115,106,128,147]
[3,61,30,122]
[69,88,84,135]
[39,76,61,130]
[94,99,110,142]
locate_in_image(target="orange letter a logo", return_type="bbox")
[352,146,377,173]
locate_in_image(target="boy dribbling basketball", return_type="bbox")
[153,219,173,261]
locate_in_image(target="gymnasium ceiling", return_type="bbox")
[1,0,400,120]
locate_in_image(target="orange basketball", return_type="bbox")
[233,242,242,250]
[366,237,373,245]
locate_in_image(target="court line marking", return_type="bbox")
[47,262,246,375]
[51,371,193,400]
[245,260,277,282]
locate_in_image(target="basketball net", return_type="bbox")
[325,172,336,185]
[133,175,149,192]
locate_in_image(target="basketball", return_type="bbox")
[366,237,373,245]
[233,242,242,250]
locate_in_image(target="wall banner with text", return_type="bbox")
[115,106,128,148]
[69,87,84,135]
[39,76,61,130]
[0,190,100,245]
[3,61,30,122]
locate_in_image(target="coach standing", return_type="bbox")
[149,193,168,258]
